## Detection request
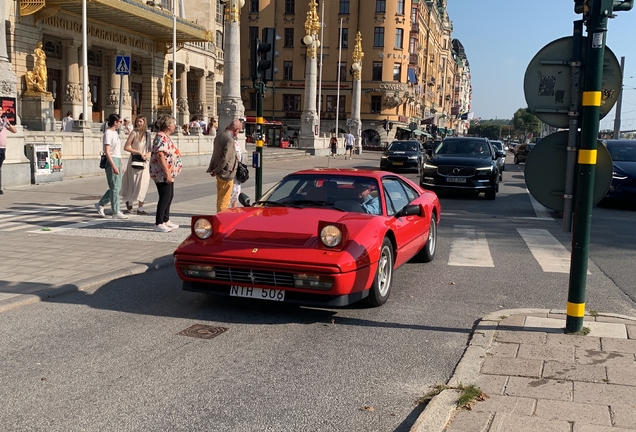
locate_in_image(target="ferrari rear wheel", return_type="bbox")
[366,238,394,307]
[415,213,437,263]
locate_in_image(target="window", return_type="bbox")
[284,28,294,48]
[409,37,416,54]
[411,6,417,22]
[249,27,259,46]
[375,0,386,13]
[373,27,384,47]
[338,62,346,82]
[283,61,293,80]
[371,96,382,113]
[395,28,404,49]
[250,0,259,13]
[372,62,383,81]
[339,0,349,14]
[283,94,301,111]
[393,63,402,81]
[382,178,413,216]
[326,95,345,112]
[43,40,62,59]
[339,28,349,48]
[285,0,295,14]
[216,1,224,25]
[397,0,405,15]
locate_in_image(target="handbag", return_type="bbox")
[131,154,145,169]
[236,161,250,184]
[99,152,108,169]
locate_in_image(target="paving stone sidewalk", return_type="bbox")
[411,309,636,432]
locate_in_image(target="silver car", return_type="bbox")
[490,140,506,179]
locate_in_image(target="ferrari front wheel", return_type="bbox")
[366,238,394,307]
[415,213,437,263]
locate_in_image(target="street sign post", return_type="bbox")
[114,56,131,121]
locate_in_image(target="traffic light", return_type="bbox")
[574,0,589,14]
[612,0,634,11]
[250,38,272,82]
[382,119,388,131]
[261,27,279,83]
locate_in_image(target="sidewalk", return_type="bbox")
[0,150,378,313]
[411,309,636,432]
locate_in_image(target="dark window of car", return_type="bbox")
[436,139,491,155]
[491,141,503,151]
[606,141,636,161]
[388,141,419,152]
[382,178,410,215]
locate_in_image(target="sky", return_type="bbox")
[446,0,636,130]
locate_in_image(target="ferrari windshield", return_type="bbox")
[257,174,382,214]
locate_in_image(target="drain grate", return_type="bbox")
[177,324,229,339]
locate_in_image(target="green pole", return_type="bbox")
[255,80,264,200]
[565,0,612,333]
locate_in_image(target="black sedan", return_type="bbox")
[380,140,424,173]
[604,139,636,201]
[419,137,501,200]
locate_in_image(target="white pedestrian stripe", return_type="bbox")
[517,228,587,274]
[448,225,494,267]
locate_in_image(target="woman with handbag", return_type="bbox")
[95,113,127,219]
[149,115,182,233]
[122,115,151,215]
[229,139,243,208]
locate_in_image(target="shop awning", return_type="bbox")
[42,0,212,43]
[413,130,432,138]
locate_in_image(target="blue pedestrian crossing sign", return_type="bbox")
[115,55,131,75]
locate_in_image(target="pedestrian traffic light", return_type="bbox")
[250,38,272,82]
[261,27,279,83]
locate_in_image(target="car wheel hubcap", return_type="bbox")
[377,246,391,297]
[427,218,437,254]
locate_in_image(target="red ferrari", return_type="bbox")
[174,169,441,307]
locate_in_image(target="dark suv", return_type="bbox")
[514,143,535,164]
[419,137,501,200]
[380,140,425,173]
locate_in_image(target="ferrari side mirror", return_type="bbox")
[238,193,252,207]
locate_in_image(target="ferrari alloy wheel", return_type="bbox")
[416,213,437,263]
[367,238,394,307]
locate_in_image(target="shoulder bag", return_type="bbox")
[236,161,250,184]
[131,131,150,169]
[99,152,108,169]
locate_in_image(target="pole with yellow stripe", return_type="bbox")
[255,81,264,200]
[566,0,613,333]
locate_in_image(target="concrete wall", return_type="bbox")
[1,129,213,188]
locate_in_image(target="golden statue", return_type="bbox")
[25,41,48,94]
[161,69,180,107]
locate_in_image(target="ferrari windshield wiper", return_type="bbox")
[253,200,288,207]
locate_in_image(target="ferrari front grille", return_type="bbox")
[214,267,296,287]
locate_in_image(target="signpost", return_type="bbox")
[115,55,130,122]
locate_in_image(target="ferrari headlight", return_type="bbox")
[193,218,213,239]
[320,225,342,248]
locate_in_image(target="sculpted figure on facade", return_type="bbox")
[161,69,179,107]
[25,41,48,94]
[65,83,82,103]
[176,97,189,114]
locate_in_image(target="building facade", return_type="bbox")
[239,0,468,146]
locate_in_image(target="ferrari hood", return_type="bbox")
[212,207,372,247]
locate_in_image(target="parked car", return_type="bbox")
[602,139,636,201]
[514,143,535,164]
[419,137,500,200]
[490,140,506,179]
[380,140,425,173]
[174,169,441,307]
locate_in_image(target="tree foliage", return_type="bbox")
[512,108,541,136]
[467,124,500,139]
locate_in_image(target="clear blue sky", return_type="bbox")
[447,0,636,130]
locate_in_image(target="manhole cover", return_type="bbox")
[177,324,228,339]
[70,195,103,201]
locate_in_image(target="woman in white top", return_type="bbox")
[229,140,242,208]
[95,113,127,219]
[121,115,152,215]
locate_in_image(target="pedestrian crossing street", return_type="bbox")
[0,205,578,273]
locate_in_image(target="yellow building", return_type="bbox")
[239,0,459,146]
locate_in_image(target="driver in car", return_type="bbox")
[354,179,380,215]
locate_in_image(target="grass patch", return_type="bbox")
[588,310,600,317]
[417,384,487,410]
[566,326,591,336]
[41,227,52,231]
[499,315,508,320]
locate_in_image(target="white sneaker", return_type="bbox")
[113,212,128,219]
[154,223,172,233]
[165,221,179,229]
[94,203,105,217]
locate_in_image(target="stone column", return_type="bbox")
[197,70,208,120]
[62,40,82,119]
[121,72,132,121]
[347,31,364,155]
[106,54,120,114]
[177,66,189,125]
[217,0,245,144]
[299,0,321,151]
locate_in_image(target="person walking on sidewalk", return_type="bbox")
[344,130,354,160]
[95,113,127,219]
[0,107,18,195]
[330,133,338,159]
[149,115,182,233]
[122,114,151,215]
[206,119,240,213]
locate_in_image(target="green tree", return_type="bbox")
[468,123,501,140]
[512,108,541,138]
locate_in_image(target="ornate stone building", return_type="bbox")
[7,0,224,127]
[239,0,467,145]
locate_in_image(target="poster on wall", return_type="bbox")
[49,146,63,172]
[35,145,50,175]
[0,97,17,124]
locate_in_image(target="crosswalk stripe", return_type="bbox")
[448,225,494,267]
[516,228,582,274]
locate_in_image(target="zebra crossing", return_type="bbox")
[0,205,577,273]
